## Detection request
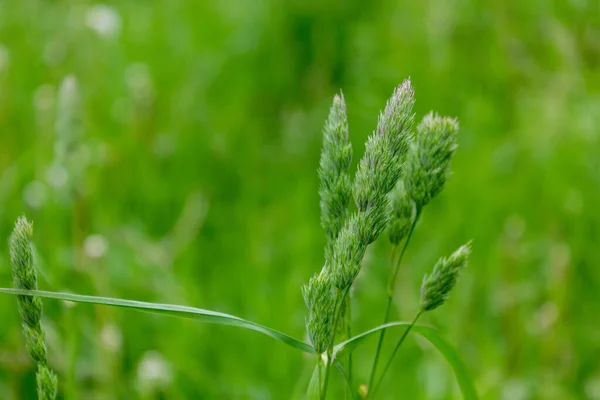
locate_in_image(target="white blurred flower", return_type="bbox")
[100,323,122,353]
[504,214,525,239]
[85,4,122,38]
[586,375,600,400]
[136,351,173,395]
[23,181,48,209]
[45,164,69,189]
[125,62,154,104]
[83,234,108,258]
[33,84,56,112]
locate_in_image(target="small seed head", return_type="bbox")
[302,270,337,354]
[405,112,459,210]
[36,364,58,400]
[319,92,353,258]
[420,242,471,312]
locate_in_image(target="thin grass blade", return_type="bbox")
[0,288,314,354]
[332,321,414,358]
[305,363,322,400]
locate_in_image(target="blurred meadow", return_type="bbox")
[1,0,600,399]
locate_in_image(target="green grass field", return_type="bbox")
[1,0,599,398]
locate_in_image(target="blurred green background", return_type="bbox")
[1,0,600,399]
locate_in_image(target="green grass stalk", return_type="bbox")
[320,287,350,399]
[371,309,423,398]
[366,212,419,396]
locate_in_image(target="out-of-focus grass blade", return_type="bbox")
[333,322,478,400]
[411,325,478,400]
[305,363,322,400]
[0,288,314,354]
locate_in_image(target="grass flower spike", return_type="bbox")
[319,92,352,258]
[420,242,471,312]
[329,80,415,288]
[0,80,477,400]
[9,217,58,400]
[353,80,415,218]
[302,270,337,354]
[405,112,459,211]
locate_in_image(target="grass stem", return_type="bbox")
[366,212,419,397]
[321,286,350,399]
[371,310,423,398]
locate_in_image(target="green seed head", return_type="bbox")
[353,80,415,212]
[23,324,48,363]
[329,214,368,289]
[9,217,44,329]
[9,216,58,399]
[420,242,471,312]
[387,181,416,245]
[405,112,459,211]
[302,270,337,354]
[319,92,353,257]
[9,217,36,290]
[36,364,58,400]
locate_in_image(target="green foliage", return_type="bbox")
[0,287,314,354]
[1,0,598,398]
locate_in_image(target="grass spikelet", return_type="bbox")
[319,92,353,258]
[9,216,58,400]
[420,242,471,312]
[404,112,459,211]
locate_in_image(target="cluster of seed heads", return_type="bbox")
[304,78,471,361]
[304,80,416,355]
[9,217,57,400]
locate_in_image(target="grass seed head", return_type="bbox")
[353,80,415,212]
[9,216,58,399]
[302,270,337,354]
[420,242,471,312]
[36,364,58,400]
[405,112,459,211]
[319,92,353,258]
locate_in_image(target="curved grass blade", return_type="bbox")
[0,288,314,354]
[333,322,477,400]
[305,363,322,400]
[332,321,414,358]
[411,325,478,400]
